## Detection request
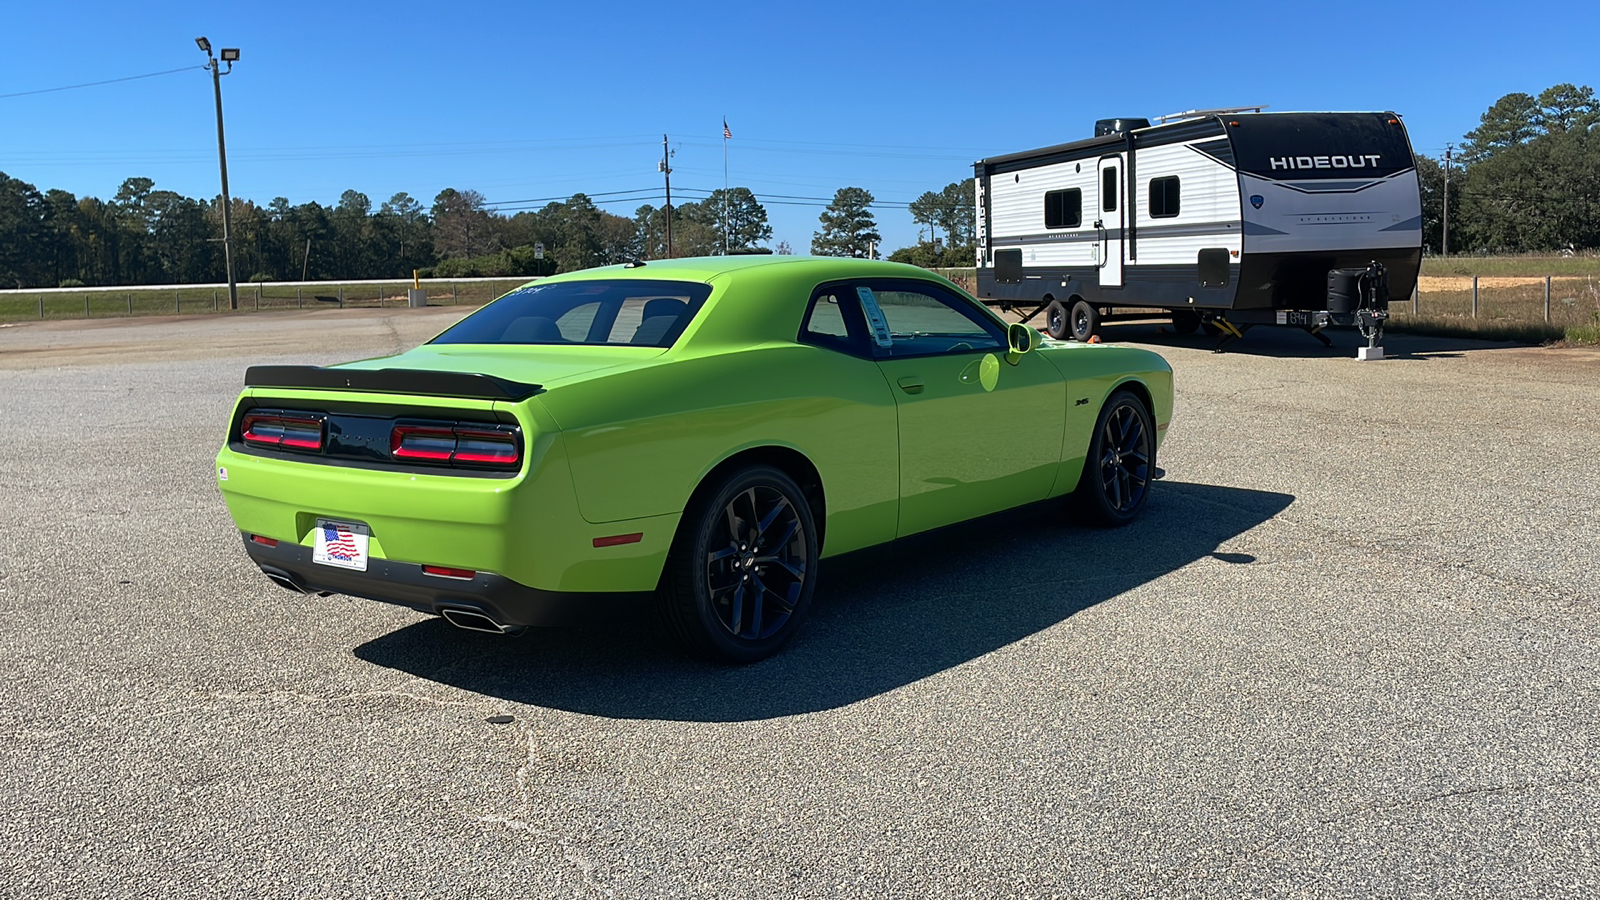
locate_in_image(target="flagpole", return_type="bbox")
[722,117,729,255]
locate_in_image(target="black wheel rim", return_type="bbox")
[705,485,808,640]
[1073,307,1090,338]
[1097,403,1151,514]
[1048,304,1064,335]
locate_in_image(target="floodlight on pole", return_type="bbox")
[197,37,240,311]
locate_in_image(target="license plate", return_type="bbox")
[312,519,370,571]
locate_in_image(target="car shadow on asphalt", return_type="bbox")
[353,480,1293,722]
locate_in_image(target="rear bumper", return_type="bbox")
[241,533,649,627]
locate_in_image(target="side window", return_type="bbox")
[1150,176,1181,218]
[800,290,865,355]
[1044,189,1082,229]
[856,283,1005,357]
[1102,167,1118,212]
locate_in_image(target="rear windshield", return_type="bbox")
[429,279,712,348]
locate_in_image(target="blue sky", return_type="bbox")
[2,0,1595,254]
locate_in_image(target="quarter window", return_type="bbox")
[1044,189,1082,229]
[1149,176,1181,218]
[800,290,863,355]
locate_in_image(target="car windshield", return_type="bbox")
[429,279,713,348]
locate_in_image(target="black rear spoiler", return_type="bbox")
[244,365,542,401]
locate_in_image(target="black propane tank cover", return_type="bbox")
[1327,268,1366,315]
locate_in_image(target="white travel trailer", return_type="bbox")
[974,109,1423,350]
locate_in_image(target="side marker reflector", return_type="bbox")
[250,535,279,547]
[422,565,476,580]
[593,533,643,548]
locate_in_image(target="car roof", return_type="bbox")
[531,255,942,285]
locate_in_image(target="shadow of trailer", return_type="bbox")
[973,109,1423,354]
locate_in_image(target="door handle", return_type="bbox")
[896,376,924,394]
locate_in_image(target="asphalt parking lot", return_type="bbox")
[1,308,1596,898]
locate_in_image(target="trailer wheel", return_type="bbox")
[1171,310,1200,334]
[1044,299,1070,340]
[1068,300,1100,342]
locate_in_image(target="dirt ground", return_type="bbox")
[1417,274,1595,292]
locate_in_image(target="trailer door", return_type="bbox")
[1096,156,1124,289]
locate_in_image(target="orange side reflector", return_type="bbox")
[593,533,644,548]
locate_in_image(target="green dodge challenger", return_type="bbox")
[216,256,1173,661]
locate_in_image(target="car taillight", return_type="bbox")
[242,412,325,451]
[391,426,457,461]
[391,423,520,469]
[452,429,519,465]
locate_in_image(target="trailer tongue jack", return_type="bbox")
[1199,261,1390,357]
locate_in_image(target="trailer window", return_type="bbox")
[1044,189,1081,229]
[1102,168,1118,212]
[1149,176,1181,218]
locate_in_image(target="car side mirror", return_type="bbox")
[1005,322,1034,365]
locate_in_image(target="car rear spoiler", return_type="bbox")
[244,365,542,401]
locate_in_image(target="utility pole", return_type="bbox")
[1442,144,1452,258]
[659,134,674,258]
[197,37,241,310]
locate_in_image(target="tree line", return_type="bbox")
[0,177,785,288]
[1416,83,1599,254]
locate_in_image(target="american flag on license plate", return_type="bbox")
[322,524,361,560]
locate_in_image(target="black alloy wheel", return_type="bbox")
[1073,390,1155,527]
[1069,299,1100,342]
[1044,299,1069,340]
[660,465,818,663]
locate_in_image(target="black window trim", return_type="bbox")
[1043,187,1083,230]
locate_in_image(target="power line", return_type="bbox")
[0,66,202,100]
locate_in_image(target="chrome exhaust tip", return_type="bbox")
[439,606,512,635]
[260,566,309,594]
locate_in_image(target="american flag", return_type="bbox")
[723,120,732,140]
[322,524,361,560]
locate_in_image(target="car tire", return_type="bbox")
[660,465,819,663]
[1072,390,1156,527]
[1044,299,1070,340]
[1171,310,1201,334]
[1068,300,1100,342]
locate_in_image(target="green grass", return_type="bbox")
[0,279,528,324]
[1421,254,1600,278]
